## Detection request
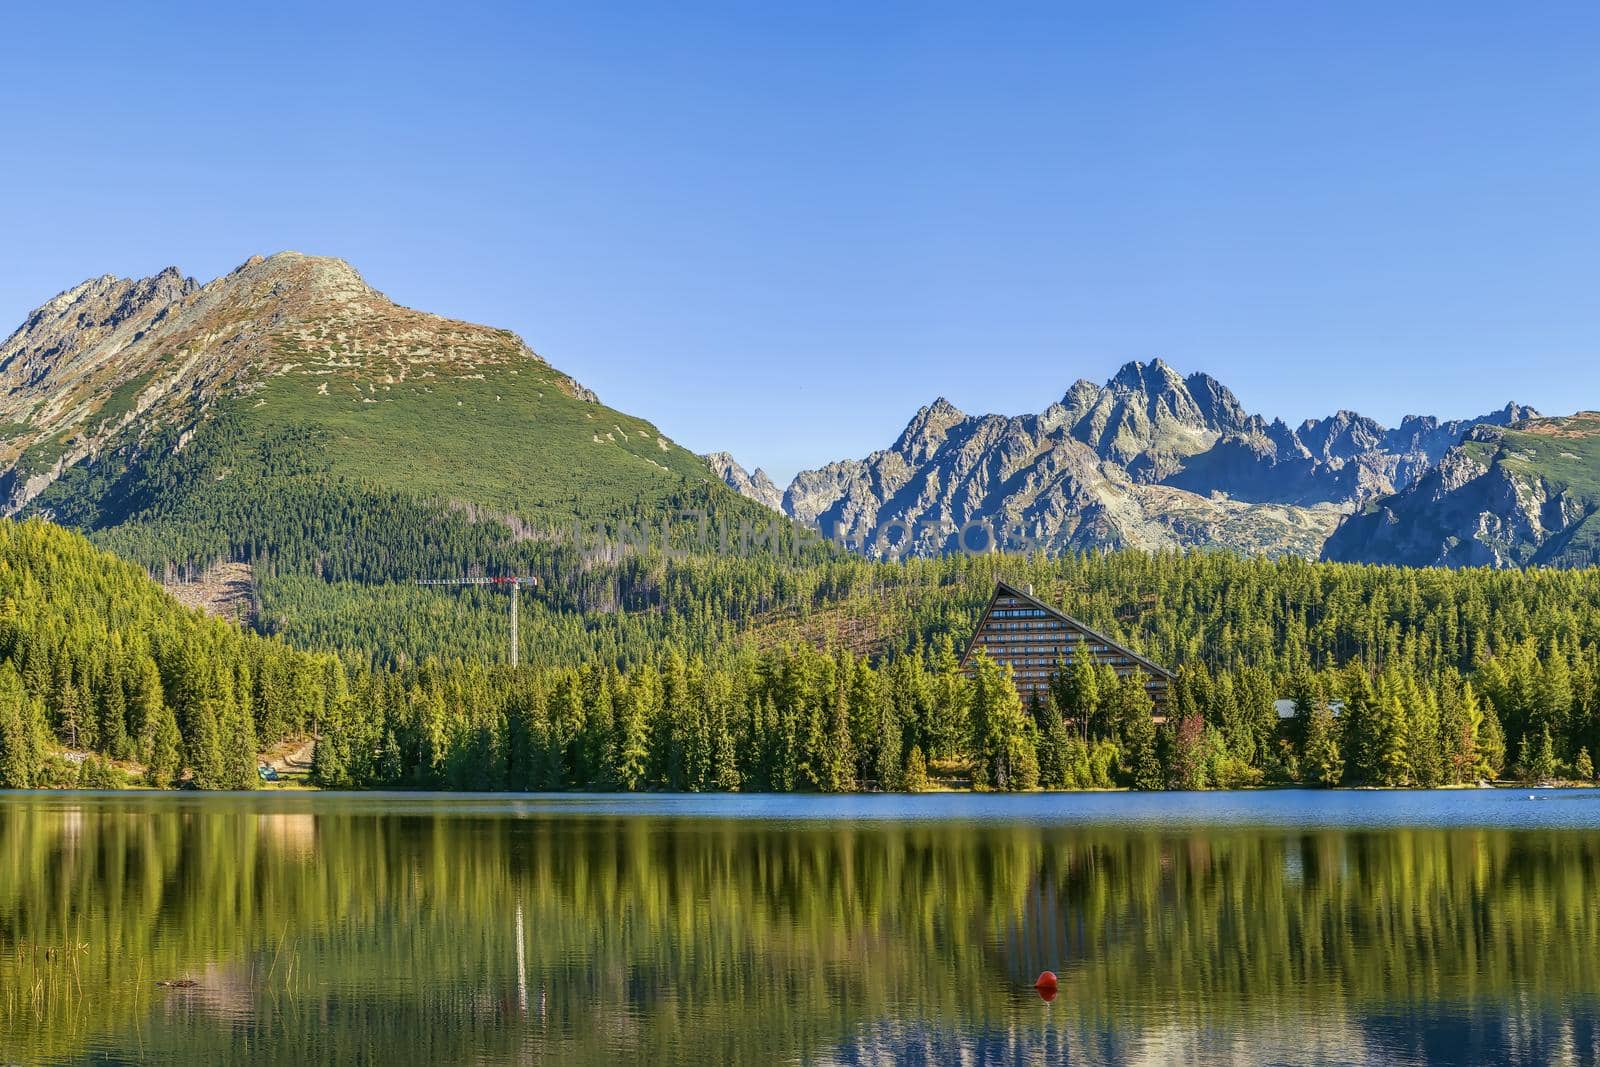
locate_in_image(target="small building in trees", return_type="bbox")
[959,580,1175,711]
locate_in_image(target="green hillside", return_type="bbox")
[1326,413,1600,569]
[1472,414,1600,566]
[1,255,809,670]
[0,518,339,788]
[240,357,712,518]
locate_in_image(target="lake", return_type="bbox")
[4,790,1600,1065]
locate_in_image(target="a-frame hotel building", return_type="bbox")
[959,580,1175,711]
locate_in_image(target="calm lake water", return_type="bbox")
[4,790,1600,1065]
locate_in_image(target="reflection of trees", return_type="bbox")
[1,799,1598,1064]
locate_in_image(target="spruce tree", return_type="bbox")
[1475,688,1506,780]
[1115,676,1161,790]
[874,700,903,792]
[187,699,226,790]
[614,683,651,791]
[1528,727,1558,783]
[0,664,43,789]
[132,657,167,765]
[98,667,130,761]
[1373,694,1410,787]
[1406,679,1443,788]
[1303,693,1343,787]
[902,745,929,792]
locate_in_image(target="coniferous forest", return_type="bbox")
[5,507,1600,793]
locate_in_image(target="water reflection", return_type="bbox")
[0,793,1598,1064]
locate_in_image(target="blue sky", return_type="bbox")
[3,2,1598,482]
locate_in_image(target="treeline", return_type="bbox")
[6,512,1600,791]
[305,631,1588,792]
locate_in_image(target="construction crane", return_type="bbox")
[414,576,539,667]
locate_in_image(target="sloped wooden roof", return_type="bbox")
[960,580,1177,681]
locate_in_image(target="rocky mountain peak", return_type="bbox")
[1184,371,1250,433]
[0,252,589,514]
[0,267,199,402]
[1488,402,1538,426]
[1107,358,1183,398]
[214,252,377,309]
[892,397,969,461]
[1297,409,1386,460]
[704,451,784,512]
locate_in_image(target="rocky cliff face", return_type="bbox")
[1322,414,1600,568]
[714,359,1535,560]
[704,451,783,512]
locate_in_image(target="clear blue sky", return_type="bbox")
[3,2,1598,483]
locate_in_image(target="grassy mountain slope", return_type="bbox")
[1323,413,1600,568]
[0,254,801,664]
[1,252,726,526]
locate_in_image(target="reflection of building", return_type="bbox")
[959,581,1175,710]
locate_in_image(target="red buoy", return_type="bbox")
[1035,971,1058,1001]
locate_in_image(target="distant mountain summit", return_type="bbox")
[713,359,1540,562]
[703,451,783,512]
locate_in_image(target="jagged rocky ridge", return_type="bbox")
[713,359,1538,561]
[703,451,784,512]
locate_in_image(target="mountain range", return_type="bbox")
[2,254,1594,573]
[711,359,1588,567]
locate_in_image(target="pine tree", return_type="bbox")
[147,706,184,788]
[1301,680,1343,787]
[873,699,903,792]
[0,663,44,789]
[1373,693,1410,787]
[1165,714,1209,790]
[98,664,130,760]
[551,672,587,787]
[969,652,1033,790]
[769,695,797,792]
[929,635,967,759]
[1437,676,1479,785]
[821,679,855,792]
[52,659,90,750]
[1576,747,1595,783]
[132,656,167,765]
[903,744,929,792]
[220,682,259,790]
[1288,669,1317,755]
[186,699,226,790]
[1067,655,1102,740]
[1116,675,1161,790]
[1476,689,1507,780]
[1339,668,1378,784]
[1406,680,1443,788]
[1035,695,1070,788]
[614,682,651,791]
[1527,726,1558,783]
